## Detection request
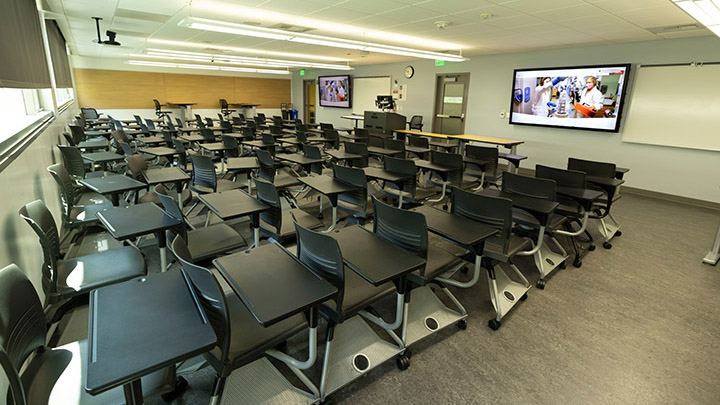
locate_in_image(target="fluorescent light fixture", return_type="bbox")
[140,48,353,70]
[672,0,720,36]
[178,17,467,62]
[126,60,290,75]
[146,38,349,62]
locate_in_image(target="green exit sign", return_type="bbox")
[299,69,305,75]
[435,60,445,67]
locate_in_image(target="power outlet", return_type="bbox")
[499,111,506,118]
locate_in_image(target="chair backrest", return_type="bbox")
[255,149,275,182]
[246,120,256,131]
[296,124,307,133]
[68,125,85,144]
[253,176,282,234]
[190,154,218,191]
[111,129,129,145]
[269,125,283,136]
[502,172,556,201]
[57,145,87,179]
[139,123,151,137]
[82,107,100,119]
[409,115,423,130]
[125,155,148,181]
[219,98,229,110]
[221,135,240,157]
[153,99,162,112]
[46,164,79,221]
[200,128,215,143]
[204,117,214,127]
[162,131,173,147]
[18,200,62,297]
[232,116,243,126]
[253,116,264,125]
[62,133,76,147]
[154,186,187,241]
[535,165,586,189]
[372,197,428,262]
[0,263,48,405]
[261,133,276,154]
[465,145,499,179]
[303,144,324,175]
[238,113,246,122]
[144,118,156,130]
[323,129,340,149]
[195,114,203,126]
[133,115,143,126]
[320,123,333,131]
[272,116,283,126]
[241,127,254,141]
[343,141,368,168]
[166,120,176,132]
[171,236,231,360]
[257,112,266,121]
[118,141,134,156]
[368,135,384,148]
[384,138,405,153]
[294,220,345,312]
[333,164,367,210]
[383,156,417,197]
[172,139,189,169]
[295,131,308,144]
[567,157,616,179]
[217,113,225,122]
[430,150,463,185]
[74,114,86,128]
[220,121,232,133]
[451,187,513,255]
[407,135,428,148]
[175,117,183,128]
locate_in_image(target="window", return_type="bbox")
[55,87,74,107]
[0,88,53,143]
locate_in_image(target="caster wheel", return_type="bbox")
[615,230,622,237]
[317,213,324,219]
[460,266,469,274]
[573,260,582,268]
[396,355,410,371]
[520,293,528,301]
[161,376,188,402]
[559,261,567,269]
[404,349,412,359]
[442,204,448,211]
[488,319,501,331]
[536,279,546,290]
[457,319,467,330]
[603,242,612,249]
[588,245,596,252]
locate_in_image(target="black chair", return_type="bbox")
[170,237,308,404]
[200,128,217,143]
[46,164,113,235]
[126,155,192,207]
[426,150,464,205]
[371,197,466,344]
[567,157,622,249]
[69,124,105,143]
[406,135,430,159]
[204,117,214,128]
[445,187,532,330]
[254,177,322,244]
[154,99,171,119]
[57,145,108,180]
[155,187,244,264]
[81,107,102,121]
[19,200,146,314]
[255,149,302,197]
[464,145,501,189]
[0,263,175,404]
[173,139,191,171]
[232,116,244,126]
[189,153,243,194]
[384,138,406,157]
[333,164,372,223]
[219,98,236,118]
[377,156,431,207]
[343,141,369,168]
[303,144,325,175]
[221,135,241,158]
[408,115,423,131]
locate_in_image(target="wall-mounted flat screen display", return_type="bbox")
[509,64,631,132]
[318,75,351,108]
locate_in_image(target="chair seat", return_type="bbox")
[75,190,112,206]
[273,170,301,189]
[405,146,431,154]
[140,188,192,206]
[56,246,146,299]
[262,208,323,241]
[408,244,463,285]
[484,235,532,262]
[322,265,395,321]
[187,223,245,262]
[68,201,115,225]
[513,210,567,231]
[337,196,373,219]
[191,179,244,194]
[22,339,174,405]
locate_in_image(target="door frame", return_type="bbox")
[303,79,316,124]
[431,72,471,134]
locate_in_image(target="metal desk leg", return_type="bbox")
[175,181,183,211]
[509,144,519,174]
[324,197,339,232]
[123,379,143,405]
[157,231,168,272]
[703,222,720,265]
[250,213,260,249]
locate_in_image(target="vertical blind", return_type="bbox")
[45,20,73,88]
[0,0,52,89]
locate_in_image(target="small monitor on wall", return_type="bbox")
[509,64,631,132]
[318,75,352,108]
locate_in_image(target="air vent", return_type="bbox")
[646,23,702,34]
[267,23,315,33]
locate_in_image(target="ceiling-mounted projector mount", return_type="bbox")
[92,17,121,46]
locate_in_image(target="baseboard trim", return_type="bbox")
[504,165,720,211]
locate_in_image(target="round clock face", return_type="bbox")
[404,66,414,78]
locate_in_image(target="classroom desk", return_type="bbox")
[168,102,197,127]
[413,158,460,201]
[554,185,604,265]
[480,189,558,225]
[138,147,178,160]
[136,136,165,146]
[95,203,182,271]
[179,133,206,143]
[298,176,361,232]
[362,167,412,207]
[82,151,125,171]
[198,142,233,172]
[367,145,403,158]
[79,174,147,206]
[86,270,216,404]
[275,153,324,174]
[142,167,191,209]
[78,138,109,151]
[214,243,337,327]
[225,157,259,192]
[413,205,497,255]
[198,189,269,248]
[341,114,364,128]
[339,132,368,142]
[326,150,362,166]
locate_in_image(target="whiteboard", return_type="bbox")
[622,64,720,152]
[351,76,391,116]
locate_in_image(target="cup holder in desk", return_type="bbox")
[352,353,370,373]
[424,317,439,332]
[503,291,515,302]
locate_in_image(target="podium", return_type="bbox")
[363,111,406,136]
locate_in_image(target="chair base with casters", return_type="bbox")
[217,357,315,404]
[513,217,569,289]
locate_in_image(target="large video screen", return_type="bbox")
[509,64,631,132]
[318,75,351,108]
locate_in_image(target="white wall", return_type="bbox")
[292,35,720,204]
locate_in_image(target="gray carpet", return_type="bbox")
[55,191,720,404]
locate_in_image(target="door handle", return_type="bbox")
[436,114,450,118]
[437,114,464,120]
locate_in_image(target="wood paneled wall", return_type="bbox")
[74,68,291,109]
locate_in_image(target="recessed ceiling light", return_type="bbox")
[126,60,290,74]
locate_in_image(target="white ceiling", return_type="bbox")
[45,0,710,68]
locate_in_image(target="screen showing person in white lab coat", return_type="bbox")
[318,75,351,108]
[509,64,630,132]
